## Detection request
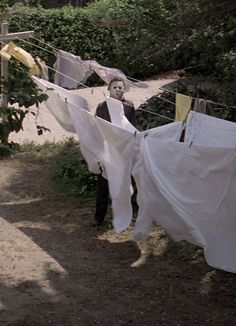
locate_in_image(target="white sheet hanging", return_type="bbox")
[54,50,93,89]
[32,76,90,133]
[185,111,236,148]
[133,135,236,273]
[67,102,137,231]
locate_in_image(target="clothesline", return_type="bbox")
[31,36,146,85]
[160,87,236,110]
[19,36,146,89]
[15,36,235,110]
[137,108,175,122]
[15,37,176,116]
[10,36,236,122]
[30,36,236,110]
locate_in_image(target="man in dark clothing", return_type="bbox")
[93,77,136,226]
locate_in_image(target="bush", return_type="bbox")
[7,1,236,81]
[0,59,48,158]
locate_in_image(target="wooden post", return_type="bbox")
[0,22,34,107]
[1,22,8,106]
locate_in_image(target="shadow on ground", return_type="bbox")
[0,155,236,326]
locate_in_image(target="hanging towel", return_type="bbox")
[0,41,39,75]
[175,93,192,121]
[54,50,93,89]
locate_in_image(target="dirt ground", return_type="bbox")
[1,78,236,325]
[1,152,236,326]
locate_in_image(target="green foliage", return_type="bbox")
[8,5,114,71]
[0,59,48,158]
[8,0,236,81]
[16,139,96,200]
[136,92,176,131]
[51,140,96,199]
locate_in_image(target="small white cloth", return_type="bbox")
[185,111,236,148]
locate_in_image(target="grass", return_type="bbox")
[15,138,96,201]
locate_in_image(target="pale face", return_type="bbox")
[109,81,125,100]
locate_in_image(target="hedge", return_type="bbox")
[7,1,236,80]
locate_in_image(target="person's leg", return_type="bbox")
[131,176,139,221]
[94,174,109,225]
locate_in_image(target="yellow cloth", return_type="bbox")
[0,41,40,75]
[175,93,192,121]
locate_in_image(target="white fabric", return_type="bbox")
[54,50,93,89]
[53,49,148,89]
[66,105,105,175]
[32,77,90,133]
[185,111,236,148]
[106,97,137,133]
[95,117,137,231]
[133,134,236,273]
[90,60,148,89]
[132,122,184,238]
[67,103,137,231]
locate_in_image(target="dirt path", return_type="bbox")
[0,154,236,325]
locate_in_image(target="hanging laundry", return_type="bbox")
[106,97,137,133]
[67,102,137,231]
[185,110,236,148]
[33,75,136,231]
[133,134,236,273]
[53,49,148,89]
[130,122,183,237]
[34,56,49,80]
[32,76,90,133]
[193,98,214,115]
[65,104,106,175]
[175,93,192,121]
[0,41,39,75]
[54,50,93,89]
[90,60,148,89]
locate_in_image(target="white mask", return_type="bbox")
[109,81,125,100]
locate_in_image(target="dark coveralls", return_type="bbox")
[94,99,136,225]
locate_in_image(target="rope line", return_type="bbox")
[12,37,236,115]
[160,87,236,110]
[137,108,175,122]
